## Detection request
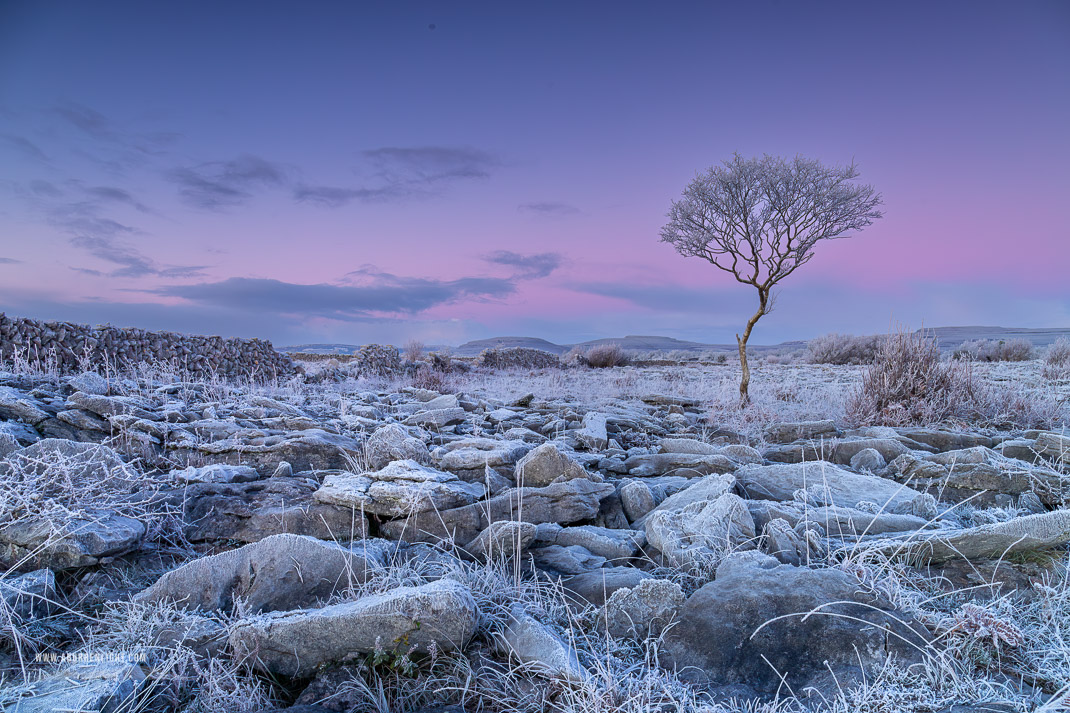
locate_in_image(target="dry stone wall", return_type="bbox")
[0,313,294,380]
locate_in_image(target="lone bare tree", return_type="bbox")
[660,154,883,406]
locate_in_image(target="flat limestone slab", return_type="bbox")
[863,510,1070,564]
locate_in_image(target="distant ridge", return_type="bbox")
[915,326,1070,349]
[281,326,1070,357]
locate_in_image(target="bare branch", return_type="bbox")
[660,153,883,405]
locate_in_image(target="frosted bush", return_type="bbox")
[955,338,1035,362]
[478,347,560,370]
[806,332,884,365]
[585,343,630,368]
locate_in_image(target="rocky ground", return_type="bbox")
[0,356,1068,712]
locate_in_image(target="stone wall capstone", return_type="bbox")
[0,314,294,380]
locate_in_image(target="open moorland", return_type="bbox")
[1,324,1070,713]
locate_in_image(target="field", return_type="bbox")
[0,343,1069,712]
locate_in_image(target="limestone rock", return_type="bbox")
[736,462,930,514]
[229,579,477,677]
[0,515,145,571]
[645,492,756,573]
[620,480,656,522]
[364,423,430,470]
[560,566,653,608]
[313,460,484,518]
[514,442,588,487]
[378,478,614,545]
[864,510,1070,564]
[494,606,585,681]
[136,533,385,613]
[624,453,737,478]
[661,553,931,696]
[1,661,145,713]
[764,420,839,443]
[182,477,366,543]
[464,520,537,561]
[603,578,685,639]
[574,412,608,451]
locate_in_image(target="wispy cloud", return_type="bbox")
[54,102,116,140]
[169,154,287,209]
[68,235,206,279]
[150,270,516,320]
[43,201,205,279]
[50,102,183,174]
[292,184,404,208]
[364,146,500,185]
[85,185,151,213]
[0,134,49,162]
[484,250,563,279]
[28,180,62,198]
[0,257,22,265]
[295,145,503,209]
[518,201,580,216]
[571,281,750,313]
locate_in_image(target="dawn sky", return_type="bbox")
[1,1,1067,347]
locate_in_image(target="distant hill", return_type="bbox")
[916,326,1070,350]
[282,327,1070,358]
[451,334,805,356]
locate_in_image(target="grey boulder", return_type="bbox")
[313,460,484,518]
[661,552,931,697]
[136,534,386,613]
[229,578,477,677]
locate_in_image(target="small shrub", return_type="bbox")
[585,343,630,368]
[955,338,1035,362]
[410,365,451,392]
[478,347,560,370]
[1043,337,1070,380]
[806,332,884,365]
[845,329,977,426]
[561,345,589,368]
[402,340,425,363]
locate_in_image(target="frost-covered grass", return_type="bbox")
[2,351,1070,711]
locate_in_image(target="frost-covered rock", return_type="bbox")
[229,579,477,677]
[172,463,259,484]
[514,442,589,487]
[0,515,145,571]
[736,462,931,514]
[535,523,644,561]
[403,407,467,429]
[182,477,366,543]
[379,478,614,545]
[645,492,756,573]
[0,568,57,619]
[365,423,430,470]
[495,606,585,681]
[1035,431,1070,465]
[603,578,685,639]
[863,510,1070,563]
[661,552,931,696]
[764,420,839,443]
[314,460,484,518]
[465,520,537,560]
[574,411,608,451]
[0,385,49,425]
[2,661,145,713]
[623,452,737,478]
[136,534,386,613]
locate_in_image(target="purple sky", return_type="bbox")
[1,1,1068,347]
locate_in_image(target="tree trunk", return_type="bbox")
[736,289,769,408]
